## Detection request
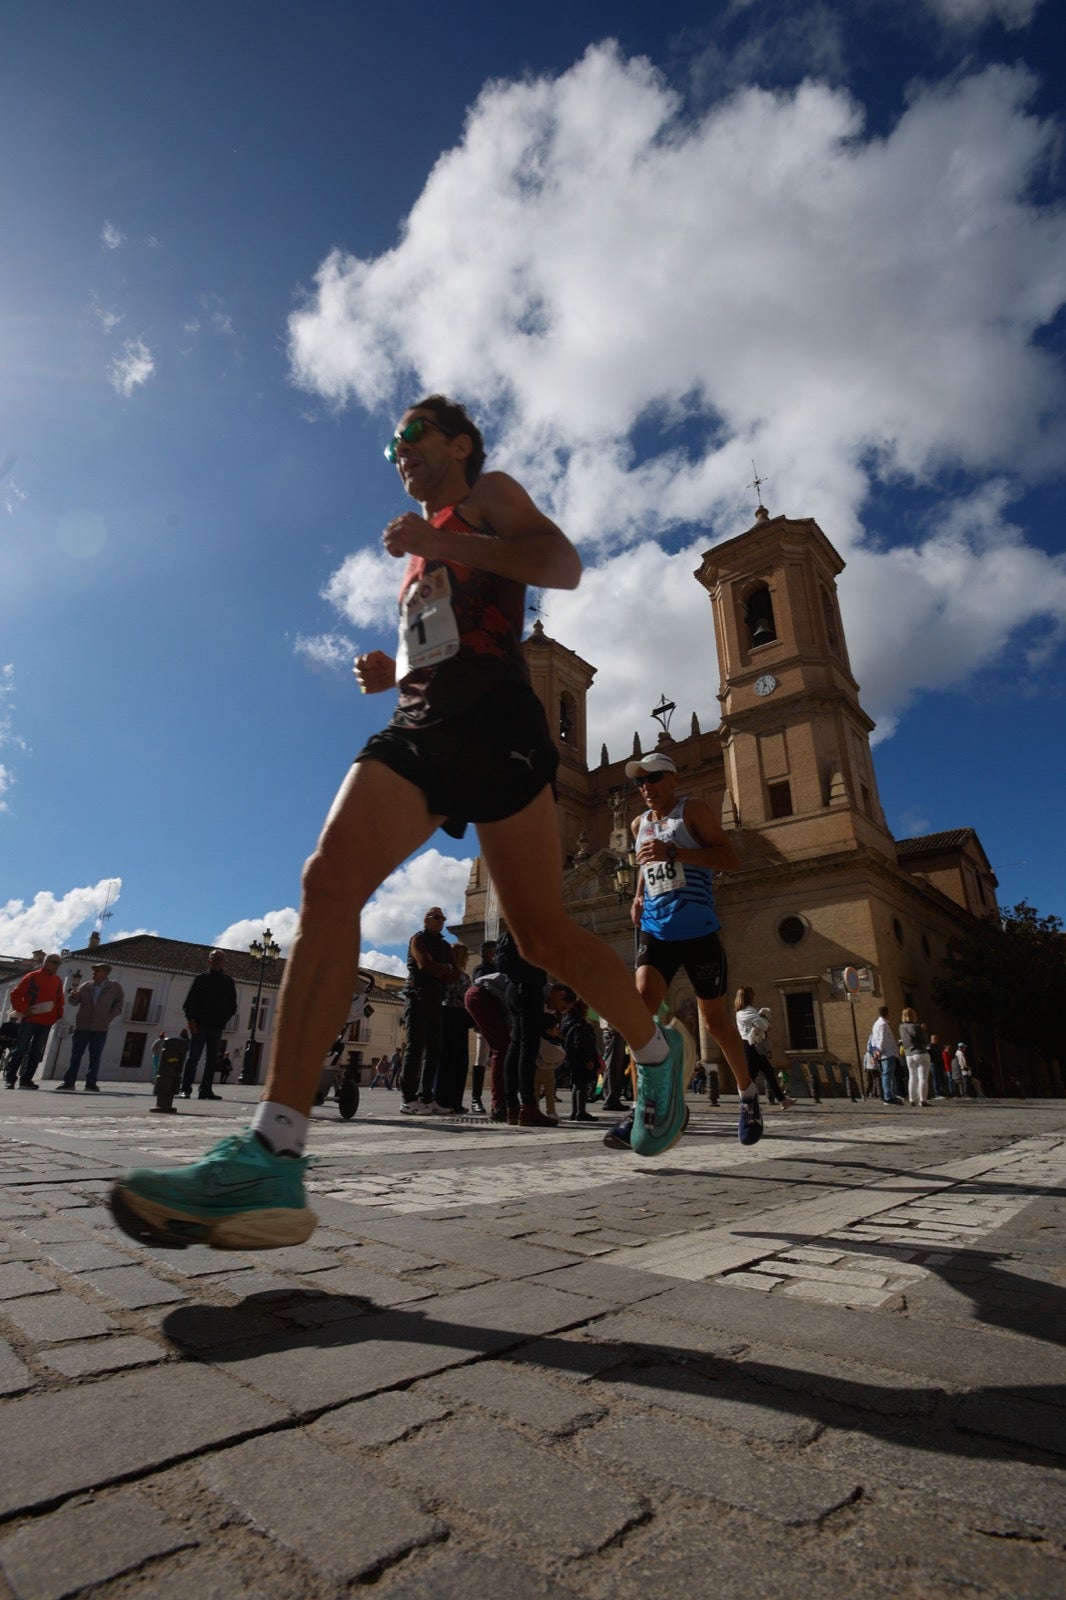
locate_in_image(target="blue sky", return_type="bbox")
[2,0,1064,973]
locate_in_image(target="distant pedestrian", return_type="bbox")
[5,954,65,1090]
[554,986,599,1123]
[55,962,125,1093]
[869,1006,902,1105]
[218,1048,233,1084]
[180,951,237,1101]
[400,908,454,1113]
[928,1034,950,1099]
[953,1043,974,1099]
[899,1008,932,1107]
[533,1013,563,1122]
[151,1030,168,1080]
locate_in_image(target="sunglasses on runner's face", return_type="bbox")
[637,772,666,785]
[384,416,456,462]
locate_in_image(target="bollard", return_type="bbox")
[151,1036,188,1114]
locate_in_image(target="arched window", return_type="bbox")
[559,690,576,744]
[745,585,777,647]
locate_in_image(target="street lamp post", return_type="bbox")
[241,927,280,1084]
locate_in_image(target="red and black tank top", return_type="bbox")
[392,502,530,728]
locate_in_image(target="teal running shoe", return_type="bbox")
[109,1129,317,1251]
[631,1027,689,1158]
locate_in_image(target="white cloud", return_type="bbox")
[109,338,155,397]
[321,546,400,630]
[214,908,301,956]
[0,663,26,809]
[361,850,473,948]
[100,220,126,250]
[361,949,407,978]
[923,0,1042,29]
[293,631,357,671]
[293,45,1066,747]
[89,295,123,334]
[0,878,122,956]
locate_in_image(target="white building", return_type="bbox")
[0,932,405,1086]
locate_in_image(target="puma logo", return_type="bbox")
[509,748,535,771]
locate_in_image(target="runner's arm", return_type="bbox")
[635,798,741,874]
[382,473,582,590]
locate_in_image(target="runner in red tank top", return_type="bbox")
[110,395,687,1253]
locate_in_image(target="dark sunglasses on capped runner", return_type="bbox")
[384,416,458,463]
[636,771,666,785]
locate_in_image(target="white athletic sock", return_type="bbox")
[252,1101,310,1157]
[739,1081,758,1101]
[633,1024,669,1066]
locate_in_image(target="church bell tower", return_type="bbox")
[693,508,892,859]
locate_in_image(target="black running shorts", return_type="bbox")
[635,929,729,1000]
[356,682,559,840]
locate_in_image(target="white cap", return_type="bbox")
[624,751,678,781]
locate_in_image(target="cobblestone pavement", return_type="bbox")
[0,1084,1063,1599]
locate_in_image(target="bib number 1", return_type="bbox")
[395,567,460,681]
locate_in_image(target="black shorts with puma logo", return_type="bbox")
[356,682,558,839]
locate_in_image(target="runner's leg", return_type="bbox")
[477,787,657,1054]
[264,759,443,1116]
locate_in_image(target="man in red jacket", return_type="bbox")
[5,954,65,1089]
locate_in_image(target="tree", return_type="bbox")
[934,901,1065,1093]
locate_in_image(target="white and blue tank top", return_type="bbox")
[637,799,720,940]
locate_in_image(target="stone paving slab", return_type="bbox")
[0,1365,287,1517]
[384,1416,646,1557]
[583,1413,860,1525]
[199,1432,443,1581]
[0,1292,116,1343]
[38,1332,167,1377]
[0,1488,193,1600]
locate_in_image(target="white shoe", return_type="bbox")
[401,1100,430,1115]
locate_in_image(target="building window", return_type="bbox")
[130,988,152,1023]
[921,934,931,959]
[784,993,819,1050]
[559,690,576,744]
[120,1032,147,1070]
[860,783,873,819]
[768,780,793,819]
[745,585,777,648]
[777,915,807,946]
[892,917,904,945]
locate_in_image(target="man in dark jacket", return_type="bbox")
[180,951,238,1101]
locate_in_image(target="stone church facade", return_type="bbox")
[455,507,998,1093]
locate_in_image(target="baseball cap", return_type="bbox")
[624,751,678,781]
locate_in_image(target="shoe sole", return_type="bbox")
[632,1036,689,1158]
[633,1103,690,1159]
[109,1184,318,1252]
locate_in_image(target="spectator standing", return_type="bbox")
[151,1030,168,1080]
[869,1006,902,1105]
[400,908,454,1112]
[928,1034,950,1099]
[218,1048,233,1084]
[947,1036,966,1100]
[432,943,472,1113]
[464,958,511,1120]
[55,962,125,1093]
[734,989,787,1108]
[466,940,498,1114]
[533,1013,563,1122]
[5,954,65,1089]
[899,1008,932,1107]
[600,1022,629,1111]
[553,986,599,1122]
[180,951,237,1101]
[497,928,554,1127]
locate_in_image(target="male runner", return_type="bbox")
[110,395,685,1250]
[607,751,763,1153]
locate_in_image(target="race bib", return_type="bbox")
[643,859,687,897]
[396,567,460,681]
